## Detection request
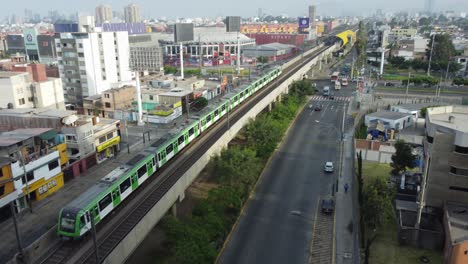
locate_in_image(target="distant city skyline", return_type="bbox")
[1,0,468,21]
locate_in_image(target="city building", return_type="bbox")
[0,128,68,212]
[129,34,164,73]
[55,31,132,110]
[243,43,297,62]
[455,55,468,77]
[423,106,468,208]
[6,34,25,55]
[246,33,307,47]
[95,4,113,24]
[365,111,414,131]
[124,3,141,23]
[162,27,255,67]
[0,64,65,110]
[83,85,136,117]
[444,201,468,264]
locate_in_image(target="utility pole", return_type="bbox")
[124,119,130,154]
[88,211,100,264]
[18,151,32,213]
[10,202,24,259]
[427,34,436,76]
[405,72,411,103]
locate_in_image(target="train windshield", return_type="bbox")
[60,210,77,233]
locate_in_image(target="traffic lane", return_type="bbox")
[219,100,343,264]
[313,79,356,97]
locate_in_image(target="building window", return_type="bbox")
[18,98,25,105]
[449,186,468,192]
[99,136,106,144]
[106,132,114,140]
[78,53,84,57]
[105,102,111,108]
[78,43,83,48]
[48,160,60,170]
[455,145,468,154]
[0,168,3,178]
[28,97,34,102]
[149,95,154,100]
[104,94,110,99]
[21,171,34,184]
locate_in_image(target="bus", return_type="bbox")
[331,72,339,83]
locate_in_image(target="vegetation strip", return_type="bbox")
[157,79,315,264]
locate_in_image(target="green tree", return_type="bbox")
[418,17,431,27]
[426,34,456,64]
[245,116,284,159]
[390,140,417,175]
[164,66,178,74]
[362,176,394,229]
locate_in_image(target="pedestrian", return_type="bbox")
[344,183,349,193]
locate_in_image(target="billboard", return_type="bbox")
[241,24,299,34]
[174,23,194,43]
[298,18,310,28]
[24,28,38,51]
[226,16,241,32]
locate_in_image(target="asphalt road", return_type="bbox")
[218,86,352,264]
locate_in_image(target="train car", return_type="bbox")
[57,153,156,238]
[155,120,201,168]
[198,99,229,133]
[56,65,284,239]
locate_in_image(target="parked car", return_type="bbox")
[385,82,395,87]
[314,105,322,111]
[324,161,334,172]
[321,198,335,214]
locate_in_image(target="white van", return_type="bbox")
[335,82,341,90]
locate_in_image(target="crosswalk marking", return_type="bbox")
[311,95,351,102]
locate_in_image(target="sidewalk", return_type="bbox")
[0,126,173,263]
[335,97,361,264]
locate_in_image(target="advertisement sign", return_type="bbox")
[298,17,310,28]
[23,28,38,51]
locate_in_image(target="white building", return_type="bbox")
[55,31,132,109]
[365,111,414,131]
[0,66,65,110]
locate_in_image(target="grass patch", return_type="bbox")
[361,161,444,264]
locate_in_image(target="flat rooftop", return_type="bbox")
[367,111,412,120]
[445,201,468,245]
[428,105,468,133]
[393,103,444,112]
[0,71,26,78]
[0,128,54,147]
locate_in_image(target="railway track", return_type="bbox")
[39,43,334,264]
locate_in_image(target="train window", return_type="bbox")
[137,165,147,178]
[98,193,112,211]
[222,104,226,111]
[157,153,161,162]
[152,157,156,166]
[240,92,244,97]
[178,135,184,145]
[214,110,219,116]
[120,178,131,193]
[188,128,194,136]
[166,143,174,154]
[60,217,75,232]
[80,215,86,227]
[206,116,210,124]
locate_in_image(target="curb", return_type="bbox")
[215,98,308,263]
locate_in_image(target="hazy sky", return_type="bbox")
[2,0,468,19]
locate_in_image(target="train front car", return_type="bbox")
[58,207,81,238]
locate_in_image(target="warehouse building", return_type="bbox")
[243,43,297,62]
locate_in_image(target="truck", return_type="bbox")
[323,86,330,96]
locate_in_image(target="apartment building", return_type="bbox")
[95,4,113,24]
[55,31,132,109]
[0,128,68,212]
[0,64,65,110]
[124,4,141,23]
[83,85,136,117]
[423,106,468,208]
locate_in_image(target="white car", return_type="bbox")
[324,162,334,173]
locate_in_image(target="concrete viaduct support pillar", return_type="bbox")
[171,203,177,217]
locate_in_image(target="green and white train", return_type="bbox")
[57,66,282,238]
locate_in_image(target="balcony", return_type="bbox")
[11,150,59,178]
